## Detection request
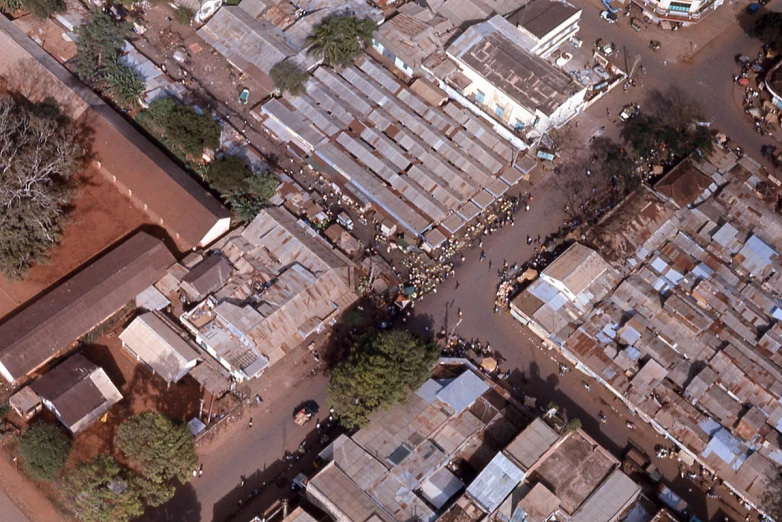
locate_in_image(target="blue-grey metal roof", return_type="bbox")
[416,379,445,404]
[419,466,464,509]
[435,370,489,414]
[702,427,747,468]
[466,452,525,513]
[738,235,776,276]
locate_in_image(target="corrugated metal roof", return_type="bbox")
[570,469,639,522]
[435,370,490,414]
[466,452,525,512]
[503,418,559,471]
[119,312,201,383]
[0,232,175,383]
[420,467,464,509]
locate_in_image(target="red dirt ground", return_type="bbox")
[0,166,152,320]
[73,329,204,462]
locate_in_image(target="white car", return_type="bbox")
[569,36,583,48]
[555,52,573,67]
[600,10,617,23]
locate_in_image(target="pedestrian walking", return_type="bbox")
[455,281,460,290]
[457,308,463,318]
[199,464,203,477]
[480,250,486,261]
[488,260,493,270]
[249,417,253,428]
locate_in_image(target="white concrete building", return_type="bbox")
[447,15,586,138]
[508,0,582,58]
[633,0,723,26]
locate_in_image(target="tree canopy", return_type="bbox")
[307,15,377,67]
[20,422,72,481]
[74,9,144,109]
[74,9,132,82]
[755,12,782,49]
[270,60,309,95]
[328,330,439,429]
[64,455,145,522]
[0,0,63,17]
[138,98,221,160]
[763,476,782,521]
[0,96,80,280]
[621,101,714,161]
[204,155,278,222]
[115,413,197,485]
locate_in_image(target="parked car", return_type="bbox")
[619,104,639,121]
[239,88,250,105]
[555,52,573,67]
[596,39,614,55]
[600,10,617,23]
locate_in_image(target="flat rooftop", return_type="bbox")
[448,16,583,116]
[530,431,616,514]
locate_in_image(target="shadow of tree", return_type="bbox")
[139,481,202,522]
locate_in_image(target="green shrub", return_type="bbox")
[20,422,71,481]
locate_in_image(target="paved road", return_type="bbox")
[140,347,334,522]
[573,0,780,166]
[0,490,29,522]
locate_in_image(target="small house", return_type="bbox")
[30,354,122,435]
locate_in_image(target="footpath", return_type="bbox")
[0,454,67,522]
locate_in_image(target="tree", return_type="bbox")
[755,12,782,49]
[115,413,197,484]
[174,6,194,26]
[74,9,133,82]
[762,476,782,521]
[307,15,377,67]
[328,330,439,429]
[205,156,278,222]
[64,455,145,522]
[550,158,594,222]
[138,98,221,159]
[102,58,145,109]
[0,0,23,13]
[22,0,64,18]
[204,154,253,195]
[270,60,309,95]
[564,418,582,433]
[621,102,713,162]
[589,137,639,194]
[0,97,80,280]
[19,422,71,480]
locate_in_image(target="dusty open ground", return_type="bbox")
[0,166,151,320]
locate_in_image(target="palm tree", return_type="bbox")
[307,15,377,67]
[103,60,146,109]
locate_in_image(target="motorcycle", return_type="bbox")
[626,421,636,429]
[649,40,661,52]
[582,381,591,391]
[598,411,607,423]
